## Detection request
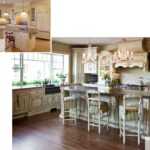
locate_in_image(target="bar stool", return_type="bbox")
[87,90,109,134]
[119,92,142,145]
[61,86,77,125]
[5,31,15,48]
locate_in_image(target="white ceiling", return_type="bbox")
[0,0,38,4]
[53,37,143,45]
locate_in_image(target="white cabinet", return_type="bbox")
[84,62,97,74]
[72,48,85,83]
[98,50,113,84]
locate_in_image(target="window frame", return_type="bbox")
[12,53,69,86]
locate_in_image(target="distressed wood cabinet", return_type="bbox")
[13,87,61,119]
[44,93,61,109]
[13,91,28,116]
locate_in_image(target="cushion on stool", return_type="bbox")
[89,101,109,114]
[119,105,139,121]
[64,97,76,109]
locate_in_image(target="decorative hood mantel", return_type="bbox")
[114,52,148,71]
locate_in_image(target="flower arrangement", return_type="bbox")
[101,71,111,81]
[111,73,120,84]
[101,71,120,85]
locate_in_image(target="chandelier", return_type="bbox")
[82,40,97,63]
[3,0,9,18]
[19,0,29,25]
[113,38,133,63]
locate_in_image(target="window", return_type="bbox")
[31,8,36,21]
[12,53,69,86]
[12,53,22,86]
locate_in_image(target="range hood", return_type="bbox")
[115,52,149,71]
[113,38,150,71]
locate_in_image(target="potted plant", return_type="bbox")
[102,71,120,87]
[56,73,67,85]
[101,71,111,86]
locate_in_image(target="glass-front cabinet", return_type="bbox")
[98,50,113,85]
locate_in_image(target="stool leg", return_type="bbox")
[13,41,15,48]
[75,108,77,124]
[88,110,90,131]
[138,121,140,145]
[99,112,101,134]
[63,108,65,125]
[119,117,122,137]
[107,111,109,131]
[123,119,126,144]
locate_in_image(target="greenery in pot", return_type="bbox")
[101,71,111,81]
[56,73,67,84]
[101,71,120,86]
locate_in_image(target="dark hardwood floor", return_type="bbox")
[13,110,145,150]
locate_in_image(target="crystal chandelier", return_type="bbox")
[113,38,133,63]
[82,40,97,63]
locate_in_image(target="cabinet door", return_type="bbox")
[84,62,97,74]
[13,93,28,115]
[29,94,44,111]
[72,49,84,83]
[45,94,54,107]
[53,93,61,107]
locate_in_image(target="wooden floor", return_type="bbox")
[6,39,50,52]
[13,111,145,150]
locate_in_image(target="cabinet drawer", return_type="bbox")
[29,88,44,95]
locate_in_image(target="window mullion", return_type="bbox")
[20,53,24,86]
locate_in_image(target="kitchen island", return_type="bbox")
[0,25,38,52]
[62,85,150,136]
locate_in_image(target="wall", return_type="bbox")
[98,38,150,53]
[0,4,13,18]
[52,41,72,83]
[52,41,71,53]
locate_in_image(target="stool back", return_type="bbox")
[87,90,101,113]
[123,92,142,118]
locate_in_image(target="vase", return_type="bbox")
[60,78,66,85]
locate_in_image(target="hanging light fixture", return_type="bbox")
[82,38,97,63]
[19,0,28,25]
[113,38,133,63]
[2,0,9,18]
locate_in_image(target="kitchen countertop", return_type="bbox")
[12,85,44,90]
[0,26,38,34]
[63,85,150,99]
[12,85,60,90]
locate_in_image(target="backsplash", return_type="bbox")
[117,67,150,86]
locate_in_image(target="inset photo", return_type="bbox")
[0,0,51,52]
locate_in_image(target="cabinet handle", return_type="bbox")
[16,95,20,107]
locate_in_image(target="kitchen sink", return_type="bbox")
[45,85,60,95]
